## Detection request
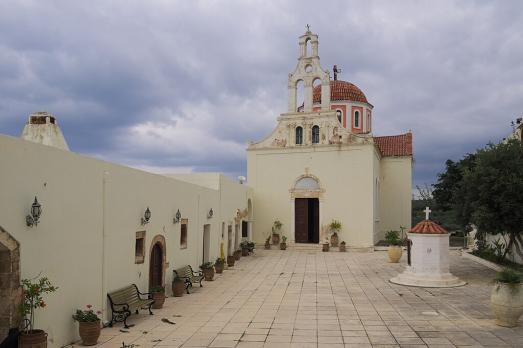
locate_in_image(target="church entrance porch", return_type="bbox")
[294,198,319,243]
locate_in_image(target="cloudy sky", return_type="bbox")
[1,0,522,189]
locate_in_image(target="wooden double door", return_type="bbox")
[295,198,319,243]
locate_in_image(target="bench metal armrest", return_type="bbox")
[111,302,130,311]
[193,270,203,276]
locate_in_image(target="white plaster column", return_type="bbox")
[321,81,330,110]
[304,79,313,112]
[288,78,296,112]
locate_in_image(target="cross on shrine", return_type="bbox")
[424,206,432,220]
[306,24,311,32]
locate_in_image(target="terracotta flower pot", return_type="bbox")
[322,243,329,252]
[172,280,185,297]
[242,248,249,256]
[330,233,339,247]
[78,321,101,346]
[215,262,224,274]
[280,242,287,250]
[19,330,47,348]
[272,233,280,245]
[152,291,165,309]
[234,250,241,261]
[227,255,235,267]
[339,244,346,252]
[491,282,523,327]
[203,267,214,281]
[388,246,403,263]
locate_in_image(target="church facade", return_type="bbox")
[247,30,413,247]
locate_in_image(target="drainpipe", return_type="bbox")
[101,171,109,325]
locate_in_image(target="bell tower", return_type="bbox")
[287,26,331,113]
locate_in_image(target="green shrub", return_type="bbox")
[385,230,402,246]
[495,268,522,284]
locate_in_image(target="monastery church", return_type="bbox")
[0,30,412,347]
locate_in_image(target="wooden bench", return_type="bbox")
[173,265,204,294]
[107,284,154,328]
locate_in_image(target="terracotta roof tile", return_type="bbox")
[410,220,448,234]
[313,80,369,104]
[374,133,413,157]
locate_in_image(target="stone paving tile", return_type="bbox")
[91,249,523,347]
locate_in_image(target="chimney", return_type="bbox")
[21,112,70,150]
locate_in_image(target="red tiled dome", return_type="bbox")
[410,220,447,234]
[313,80,369,104]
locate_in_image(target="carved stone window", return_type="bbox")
[296,126,303,145]
[312,125,320,144]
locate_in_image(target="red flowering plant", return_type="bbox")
[20,276,58,333]
[72,304,102,322]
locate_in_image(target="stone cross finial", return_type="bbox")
[306,24,311,32]
[424,207,432,220]
[333,65,341,81]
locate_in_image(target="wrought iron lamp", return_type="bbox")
[207,208,214,219]
[26,196,42,227]
[173,209,181,224]
[141,207,151,225]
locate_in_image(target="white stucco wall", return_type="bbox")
[247,144,376,248]
[0,134,251,347]
[378,157,413,240]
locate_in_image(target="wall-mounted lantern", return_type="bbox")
[141,207,151,225]
[173,209,181,224]
[26,196,42,227]
[207,208,214,219]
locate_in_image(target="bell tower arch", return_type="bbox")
[288,27,331,113]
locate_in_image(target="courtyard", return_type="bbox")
[89,249,523,348]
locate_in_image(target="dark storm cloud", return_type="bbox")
[0,0,522,186]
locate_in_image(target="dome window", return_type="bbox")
[312,125,320,144]
[354,111,360,128]
[296,126,303,145]
[336,110,342,124]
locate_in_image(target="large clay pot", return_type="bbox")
[152,291,165,309]
[227,256,235,267]
[339,243,346,252]
[203,267,214,281]
[280,242,287,250]
[491,282,523,327]
[172,280,185,297]
[78,321,101,346]
[322,243,329,252]
[215,262,224,274]
[241,248,249,256]
[272,233,280,245]
[234,250,241,261]
[330,233,339,247]
[19,330,47,348]
[388,246,403,263]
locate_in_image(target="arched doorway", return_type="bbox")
[0,226,21,342]
[290,174,325,243]
[149,235,166,289]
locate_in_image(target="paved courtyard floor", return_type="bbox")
[92,249,523,348]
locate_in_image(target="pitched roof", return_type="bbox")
[312,80,369,104]
[374,133,413,157]
[410,220,448,234]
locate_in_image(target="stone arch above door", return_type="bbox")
[289,173,325,199]
[148,235,166,288]
[0,226,22,342]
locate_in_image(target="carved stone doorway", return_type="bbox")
[0,226,21,342]
[149,235,166,289]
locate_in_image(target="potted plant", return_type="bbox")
[215,257,225,274]
[150,286,166,309]
[247,241,255,253]
[264,236,271,249]
[339,241,346,252]
[385,230,403,263]
[234,249,241,261]
[280,236,287,250]
[322,239,330,252]
[19,276,58,348]
[329,220,341,247]
[172,276,185,297]
[240,241,249,256]
[72,305,102,346]
[227,255,235,267]
[491,269,523,327]
[200,262,215,281]
[272,220,282,244]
